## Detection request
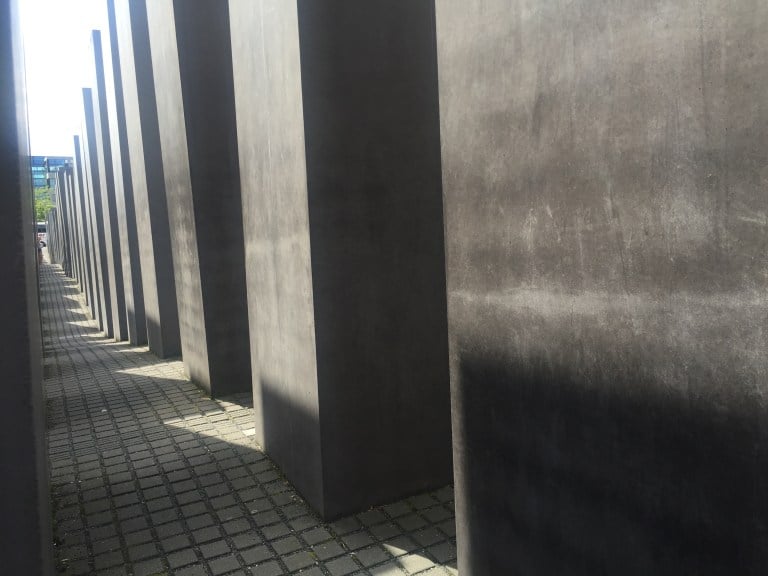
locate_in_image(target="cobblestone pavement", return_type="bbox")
[41,262,458,576]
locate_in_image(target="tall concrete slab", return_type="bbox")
[73,135,96,315]
[90,31,128,341]
[435,1,768,574]
[61,166,76,278]
[114,0,180,358]
[65,165,84,288]
[229,0,451,519]
[82,88,111,334]
[54,166,72,275]
[146,0,251,396]
[0,0,54,572]
[47,208,58,263]
[105,0,146,346]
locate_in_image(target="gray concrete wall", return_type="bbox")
[54,167,72,275]
[73,135,97,317]
[0,0,54,572]
[91,31,127,341]
[230,0,325,512]
[435,1,768,574]
[69,159,86,300]
[147,0,251,396]
[114,0,180,358]
[81,92,110,333]
[106,0,146,346]
[62,167,79,281]
[231,0,451,520]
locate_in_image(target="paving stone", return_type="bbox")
[289,515,320,532]
[176,565,208,576]
[87,511,114,527]
[223,518,253,537]
[302,526,333,546]
[239,545,273,565]
[331,517,362,536]
[116,504,144,521]
[96,566,129,576]
[369,560,406,576]
[124,529,154,546]
[396,514,427,532]
[422,507,452,524]
[93,551,124,570]
[398,553,435,574]
[121,516,149,533]
[249,560,284,576]
[161,533,191,552]
[155,521,185,538]
[342,531,375,551]
[167,548,198,569]
[187,514,216,530]
[314,541,346,561]
[132,557,165,576]
[283,550,315,572]
[128,541,158,561]
[383,536,418,557]
[192,525,222,544]
[325,555,360,576]
[261,523,291,541]
[426,541,457,564]
[354,545,391,568]
[369,523,402,542]
[412,527,444,548]
[201,539,232,559]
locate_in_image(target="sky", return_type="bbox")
[21,0,109,157]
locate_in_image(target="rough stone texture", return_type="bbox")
[114,0,181,358]
[41,262,457,576]
[146,0,251,396]
[90,30,128,342]
[230,0,452,520]
[0,1,54,572]
[435,1,768,574]
[105,0,147,346]
[82,87,113,336]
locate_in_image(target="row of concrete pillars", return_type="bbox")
[44,0,453,525]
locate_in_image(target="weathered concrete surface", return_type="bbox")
[105,0,146,346]
[81,88,111,334]
[435,1,768,574]
[114,0,180,358]
[69,157,87,294]
[230,0,451,520]
[54,166,72,276]
[0,1,53,572]
[62,166,79,281]
[90,31,127,341]
[73,135,97,317]
[147,0,251,396]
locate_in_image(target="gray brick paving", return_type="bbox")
[41,263,458,576]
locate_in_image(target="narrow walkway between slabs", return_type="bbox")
[41,261,457,576]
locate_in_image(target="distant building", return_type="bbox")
[31,155,70,188]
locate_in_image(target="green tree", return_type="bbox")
[34,186,54,221]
